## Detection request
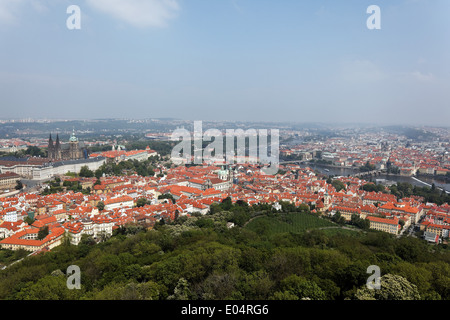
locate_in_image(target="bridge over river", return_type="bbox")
[353,170,385,177]
[279,160,449,193]
[279,160,383,177]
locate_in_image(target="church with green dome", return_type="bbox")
[48,129,86,161]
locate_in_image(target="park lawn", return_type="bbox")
[245,212,337,236]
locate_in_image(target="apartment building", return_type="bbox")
[0,172,20,190]
[367,216,399,235]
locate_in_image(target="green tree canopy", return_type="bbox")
[355,274,421,300]
[275,274,326,300]
[37,226,49,240]
[97,201,105,211]
[79,166,94,178]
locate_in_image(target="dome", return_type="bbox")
[69,129,78,142]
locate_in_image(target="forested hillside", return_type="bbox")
[0,203,449,300]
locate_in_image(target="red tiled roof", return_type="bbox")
[367,215,399,225]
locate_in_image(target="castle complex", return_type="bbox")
[47,129,86,161]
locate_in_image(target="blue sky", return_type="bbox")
[0,0,449,125]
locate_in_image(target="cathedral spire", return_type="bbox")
[54,133,61,160]
[48,133,54,160]
[69,128,78,142]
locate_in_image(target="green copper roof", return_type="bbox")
[69,129,78,142]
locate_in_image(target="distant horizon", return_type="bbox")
[0,1,449,126]
[0,117,449,130]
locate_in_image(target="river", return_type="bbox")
[297,162,450,193]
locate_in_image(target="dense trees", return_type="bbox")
[37,226,49,240]
[359,161,376,172]
[273,274,326,300]
[331,212,346,225]
[95,159,155,178]
[42,178,90,195]
[97,201,105,211]
[390,182,450,205]
[331,180,346,192]
[125,141,173,157]
[79,166,94,178]
[355,274,421,300]
[0,206,449,301]
[88,140,172,158]
[360,183,386,193]
[1,146,47,158]
[25,146,47,157]
[23,216,35,225]
[15,180,23,190]
[136,198,150,207]
[350,214,370,230]
[0,249,28,268]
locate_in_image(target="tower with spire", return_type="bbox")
[55,134,61,160]
[69,128,81,160]
[48,134,54,159]
[47,128,84,160]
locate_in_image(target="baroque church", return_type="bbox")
[48,129,86,161]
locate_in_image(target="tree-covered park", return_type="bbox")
[0,199,448,301]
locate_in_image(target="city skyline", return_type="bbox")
[0,0,449,126]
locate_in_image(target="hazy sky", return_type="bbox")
[0,0,449,126]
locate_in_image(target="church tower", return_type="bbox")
[324,191,331,210]
[218,164,230,181]
[48,134,54,160]
[69,129,80,160]
[55,134,61,160]
[48,129,84,161]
